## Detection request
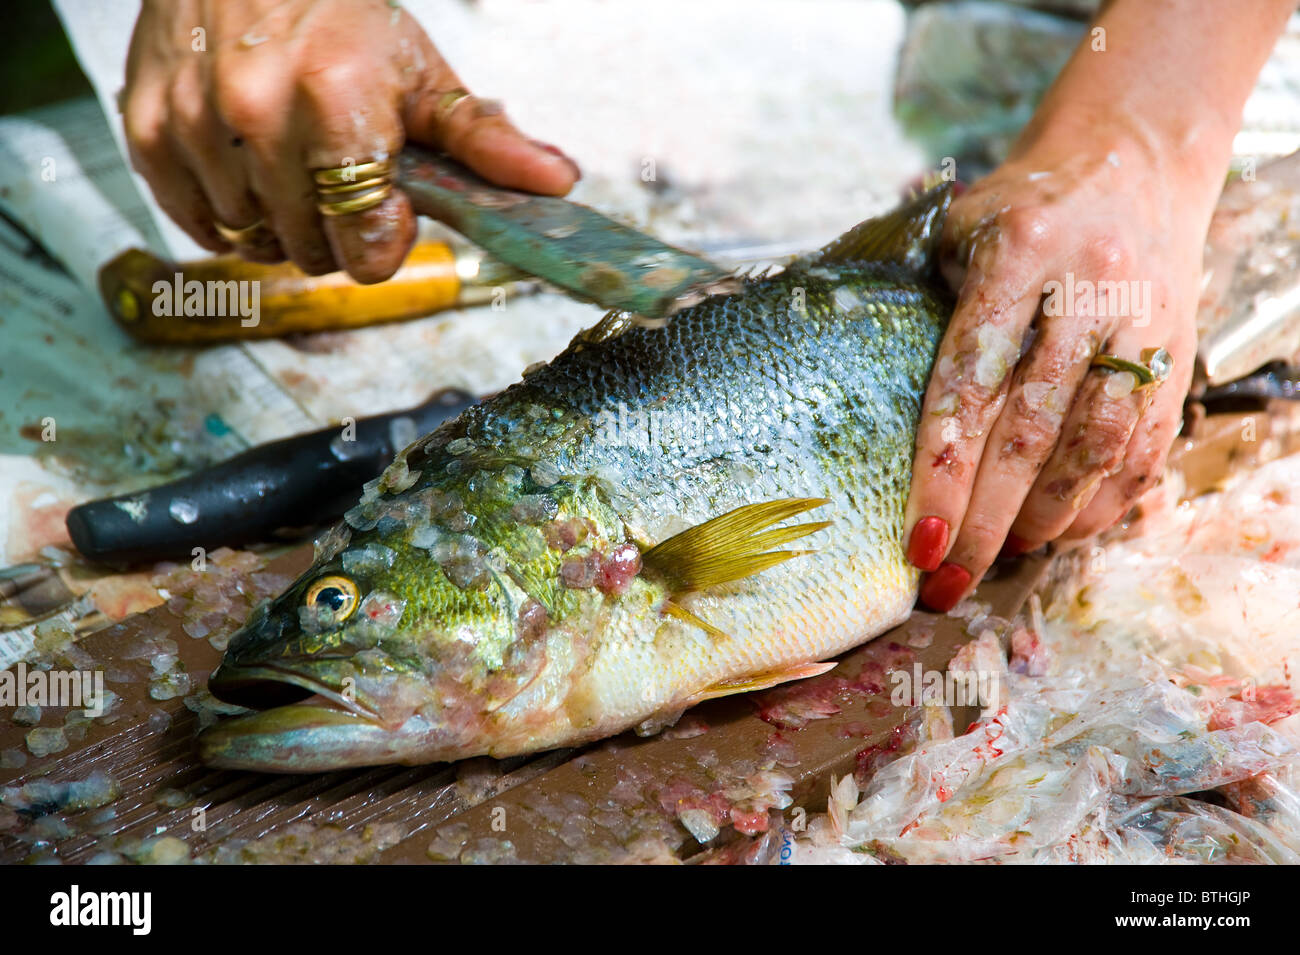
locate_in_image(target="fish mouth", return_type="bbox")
[201,662,414,772]
[197,701,412,772]
[207,660,380,720]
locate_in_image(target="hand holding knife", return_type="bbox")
[101,146,738,345]
[75,147,742,566]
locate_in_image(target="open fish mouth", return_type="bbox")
[207,660,376,717]
[201,663,404,772]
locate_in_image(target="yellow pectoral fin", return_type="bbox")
[693,661,838,703]
[642,497,831,593]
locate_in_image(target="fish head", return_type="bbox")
[201,440,633,772]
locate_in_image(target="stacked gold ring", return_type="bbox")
[313,157,395,217]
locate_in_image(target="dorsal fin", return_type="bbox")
[810,182,952,274]
[573,309,636,346]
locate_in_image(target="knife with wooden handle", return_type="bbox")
[100,238,534,344]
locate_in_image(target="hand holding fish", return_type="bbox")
[121,0,579,283]
[903,0,1296,611]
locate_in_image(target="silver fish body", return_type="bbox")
[200,186,953,771]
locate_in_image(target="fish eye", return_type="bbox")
[304,575,359,623]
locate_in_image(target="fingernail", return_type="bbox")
[919,562,972,613]
[472,98,506,119]
[999,534,1032,559]
[530,139,566,158]
[530,139,582,180]
[906,516,949,572]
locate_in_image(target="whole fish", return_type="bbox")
[200,186,954,772]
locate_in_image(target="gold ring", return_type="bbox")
[312,158,395,187]
[214,217,270,244]
[315,175,391,196]
[316,182,393,217]
[434,87,473,124]
[312,155,396,217]
[1091,347,1174,390]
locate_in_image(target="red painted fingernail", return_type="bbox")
[919,562,972,613]
[530,140,582,180]
[999,534,1032,559]
[906,516,949,572]
[530,139,566,158]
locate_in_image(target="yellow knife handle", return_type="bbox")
[99,241,461,344]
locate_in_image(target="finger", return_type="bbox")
[1011,331,1164,546]
[209,52,330,273]
[241,139,337,276]
[167,64,284,264]
[936,311,1108,599]
[432,97,580,195]
[935,195,987,293]
[321,189,418,285]
[296,57,413,283]
[403,41,578,196]
[903,236,1043,580]
[257,169,338,275]
[1062,338,1191,540]
[123,84,229,253]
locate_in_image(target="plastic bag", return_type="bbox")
[793,453,1300,864]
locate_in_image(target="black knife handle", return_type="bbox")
[65,389,475,565]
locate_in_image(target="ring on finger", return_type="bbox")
[316,182,393,217]
[213,217,272,245]
[1090,347,1173,398]
[312,158,395,187]
[433,87,473,124]
[312,158,395,217]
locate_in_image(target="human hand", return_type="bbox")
[903,135,1206,612]
[122,0,579,282]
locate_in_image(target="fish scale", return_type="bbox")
[199,185,955,772]
[524,270,943,725]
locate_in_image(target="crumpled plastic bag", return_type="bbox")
[793,453,1300,865]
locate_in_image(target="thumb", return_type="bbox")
[404,73,579,197]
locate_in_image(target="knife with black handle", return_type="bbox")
[65,388,475,566]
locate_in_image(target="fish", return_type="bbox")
[199,185,955,772]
